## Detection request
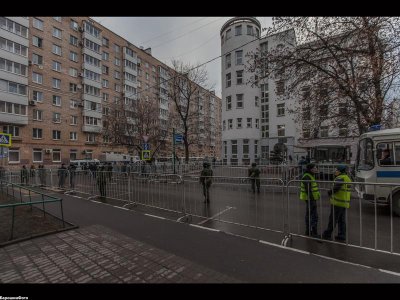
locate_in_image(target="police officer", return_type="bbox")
[248,162,261,193]
[322,165,352,242]
[200,162,213,203]
[300,163,320,237]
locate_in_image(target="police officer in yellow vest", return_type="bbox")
[300,163,320,237]
[322,165,352,242]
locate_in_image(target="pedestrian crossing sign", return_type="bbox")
[0,133,11,147]
[141,150,151,161]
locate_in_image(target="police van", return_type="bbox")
[355,126,400,215]
[69,159,100,170]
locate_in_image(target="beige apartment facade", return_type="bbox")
[0,17,221,169]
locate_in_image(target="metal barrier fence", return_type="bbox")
[2,168,400,255]
[0,180,65,240]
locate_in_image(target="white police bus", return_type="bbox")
[355,126,400,216]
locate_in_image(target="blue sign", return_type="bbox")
[0,133,11,147]
[174,134,183,143]
[143,143,150,150]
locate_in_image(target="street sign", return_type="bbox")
[141,150,151,161]
[0,147,8,158]
[143,143,150,150]
[0,133,12,147]
[174,134,183,144]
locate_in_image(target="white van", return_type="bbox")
[70,159,100,170]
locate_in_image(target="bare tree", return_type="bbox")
[168,60,213,163]
[246,17,400,135]
[102,95,169,159]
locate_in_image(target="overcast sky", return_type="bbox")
[92,17,273,98]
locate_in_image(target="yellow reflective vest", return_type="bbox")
[330,174,352,208]
[300,173,320,201]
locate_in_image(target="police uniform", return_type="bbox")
[200,163,213,203]
[300,168,320,237]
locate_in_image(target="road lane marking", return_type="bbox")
[144,213,166,220]
[197,206,235,225]
[378,269,400,277]
[259,240,310,254]
[189,224,220,232]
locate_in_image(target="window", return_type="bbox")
[33,18,43,30]
[32,36,43,48]
[236,94,243,109]
[114,71,120,79]
[69,67,78,77]
[243,139,249,158]
[319,104,329,117]
[235,50,243,65]
[52,150,61,162]
[339,103,347,115]
[52,60,61,72]
[231,140,237,158]
[52,27,62,39]
[236,70,243,85]
[114,44,120,53]
[102,51,109,60]
[102,37,109,47]
[52,130,61,140]
[226,96,231,110]
[247,118,252,128]
[277,125,285,137]
[255,119,259,129]
[69,51,78,62]
[3,125,20,137]
[86,133,96,143]
[226,73,231,88]
[115,84,120,92]
[70,100,78,109]
[254,140,258,158]
[102,79,109,88]
[114,58,120,66]
[32,72,43,84]
[276,80,285,95]
[69,83,77,92]
[8,149,20,163]
[320,126,329,137]
[70,132,77,141]
[303,127,310,138]
[52,95,61,106]
[33,91,43,102]
[235,25,242,36]
[236,118,242,129]
[0,58,27,76]
[33,109,43,121]
[53,17,62,22]
[70,150,77,161]
[223,120,226,131]
[69,35,78,46]
[52,78,61,89]
[33,128,43,139]
[377,142,398,166]
[302,106,311,120]
[52,112,61,123]
[247,25,254,36]
[70,20,78,31]
[277,103,285,116]
[71,115,78,125]
[255,96,259,107]
[33,149,43,163]
[223,141,227,158]
[225,53,231,69]
[226,29,231,40]
[228,119,233,129]
[32,53,43,65]
[338,125,348,137]
[52,44,62,56]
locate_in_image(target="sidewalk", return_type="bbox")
[0,224,241,283]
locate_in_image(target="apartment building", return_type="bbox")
[0,17,221,168]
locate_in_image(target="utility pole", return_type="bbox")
[172,128,176,174]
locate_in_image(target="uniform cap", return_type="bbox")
[336,165,347,172]
[306,163,316,170]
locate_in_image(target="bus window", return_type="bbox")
[396,142,400,165]
[377,142,394,166]
[356,138,374,171]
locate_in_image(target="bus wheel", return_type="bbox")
[391,192,400,217]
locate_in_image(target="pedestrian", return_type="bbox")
[20,165,28,185]
[58,163,68,189]
[199,162,213,203]
[97,165,107,199]
[107,162,113,180]
[322,165,352,242]
[68,163,77,189]
[300,163,320,237]
[248,162,261,194]
[38,164,47,187]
